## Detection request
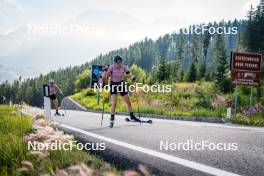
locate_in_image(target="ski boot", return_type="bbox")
[130,112,141,122]
[55,111,61,116]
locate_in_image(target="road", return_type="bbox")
[23,108,264,176]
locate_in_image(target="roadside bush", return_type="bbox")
[232,112,264,126]
[0,106,32,175]
[75,70,91,91]
[195,82,215,108]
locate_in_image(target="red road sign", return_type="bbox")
[231,51,262,86]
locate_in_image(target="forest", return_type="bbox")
[0,1,263,112]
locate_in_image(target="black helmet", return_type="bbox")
[113,55,123,63]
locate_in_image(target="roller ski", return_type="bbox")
[54,111,64,116]
[125,112,153,124]
[125,117,152,124]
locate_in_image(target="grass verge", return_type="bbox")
[71,88,226,118]
[71,87,264,126]
[0,105,119,176]
[232,112,264,127]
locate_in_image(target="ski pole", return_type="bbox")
[101,100,104,126]
[100,66,110,126]
[61,92,67,118]
[101,91,109,126]
[133,81,141,125]
[63,98,67,118]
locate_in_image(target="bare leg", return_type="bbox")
[53,99,59,113]
[122,94,132,113]
[110,94,117,127]
[111,94,117,114]
[123,94,140,121]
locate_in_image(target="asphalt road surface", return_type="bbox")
[23,108,264,176]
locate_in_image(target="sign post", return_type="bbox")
[249,87,253,116]
[226,99,232,119]
[234,82,238,114]
[91,65,104,105]
[231,51,262,116]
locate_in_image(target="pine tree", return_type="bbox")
[242,0,264,96]
[186,62,197,82]
[243,5,256,52]
[176,30,185,81]
[200,28,211,78]
[157,58,166,82]
[157,34,171,59]
[190,25,200,63]
[190,25,201,80]
[215,33,228,92]
[157,58,169,82]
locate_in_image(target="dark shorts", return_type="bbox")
[110,81,128,96]
[50,94,57,100]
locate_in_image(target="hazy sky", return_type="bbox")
[0,0,260,34]
[0,0,261,81]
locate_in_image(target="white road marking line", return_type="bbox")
[61,124,240,176]
[151,118,264,131]
[21,110,38,116]
[73,111,264,132]
[23,108,264,132]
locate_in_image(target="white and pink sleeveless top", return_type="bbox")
[107,64,129,82]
